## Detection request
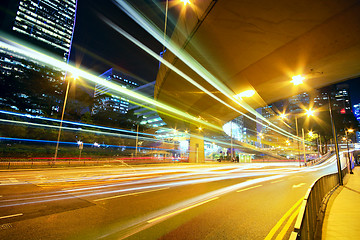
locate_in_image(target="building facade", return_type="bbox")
[0,0,78,115]
[2,0,78,62]
[93,68,139,114]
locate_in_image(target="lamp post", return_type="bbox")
[328,98,343,185]
[281,110,313,167]
[345,128,354,174]
[230,120,233,161]
[294,116,301,166]
[54,74,78,161]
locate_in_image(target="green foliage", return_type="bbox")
[0,65,64,116]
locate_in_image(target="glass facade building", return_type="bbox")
[93,68,139,114]
[12,0,77,61]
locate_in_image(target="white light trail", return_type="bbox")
[113,0,301,141]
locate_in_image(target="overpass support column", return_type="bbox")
[189,134,205,163]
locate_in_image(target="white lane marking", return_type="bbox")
[147,197,219,224]
[293,183,306,188]
[236,185,262,192]
[8,178,19,183]
[271,179,284,184]
[94,187,169,202]
[0,213,23,220]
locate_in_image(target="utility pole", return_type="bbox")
[328,98,343,185]
[302,128,307,165]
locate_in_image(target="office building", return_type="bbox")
[93,68,139,114]
[1,0,78,62]
[354,103,360,122]
[314,84,352,114]
[0,0,78,115]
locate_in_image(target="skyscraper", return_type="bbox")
[314,84,353,114]
[0,0,78,115]
[2,0,78,62]
[93,68,139,114]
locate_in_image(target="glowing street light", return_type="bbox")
[235,89,255,99]
[180,0,190,6]
[258,132,264,139]
[306,108,315,117]
[291,75,305,85]
[308,131,314,137]
[71,74,79,81]
[54,73,79,162]
[280,113,287,119]
[345,128,354,174]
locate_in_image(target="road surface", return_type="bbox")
[0,155,344,239]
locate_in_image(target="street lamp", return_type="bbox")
[180,0,190,5]
[280,108,314,166]
[54,74,78,161]
[327,98,343,185]
[291,75,305,85]
[235,89,255,100]
[345,128,354,174]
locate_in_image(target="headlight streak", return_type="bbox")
[0,137,177,151]
[0,110,284,155]
[0,119,155,142]
[0,159,337,211]
[112,0,301,142]
[0,38,222,132]
[0,168,288,208]
[94,18,298,154]
[96,175,286,239]
[0,110,154,137]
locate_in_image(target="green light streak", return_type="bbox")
[0,38,222,132]
[0,119,155,141]
[114,0,302,142]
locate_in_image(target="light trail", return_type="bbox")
[0,110,154,137]
[0,137,178,152]
[0,37,222,132]
[113,0,302,142]
[0,118,155,142]
[0,110,283,155]
[97,174,286,239]
[0,156,337,209]
[0,166,289,208]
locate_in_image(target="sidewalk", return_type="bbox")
[322,166,360,239]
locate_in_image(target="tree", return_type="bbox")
[0,63,65,117]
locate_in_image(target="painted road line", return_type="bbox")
[94,187,169,202]
[264,197,303,240]
[271,179,283,184]
[147,197,219,224]
[8,178,19,183]
[275,206,301,240]
[292,183,306,188]
[0,213,23,220]
[236,185,262,192]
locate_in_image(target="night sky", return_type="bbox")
[69,0,169,85]
[1,0,359,105]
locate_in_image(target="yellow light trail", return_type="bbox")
[0,119,155,141]
[112,1,302,142]
[0,36,222,132]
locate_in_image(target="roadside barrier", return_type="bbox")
[290,166,348,239]
[0,157,189,169]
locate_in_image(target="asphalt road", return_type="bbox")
[0,155,345,240]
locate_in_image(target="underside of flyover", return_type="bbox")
[155,0,360,162]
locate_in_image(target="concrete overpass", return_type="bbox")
[155,0,360,162]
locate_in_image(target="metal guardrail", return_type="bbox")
[290,166,348,240]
